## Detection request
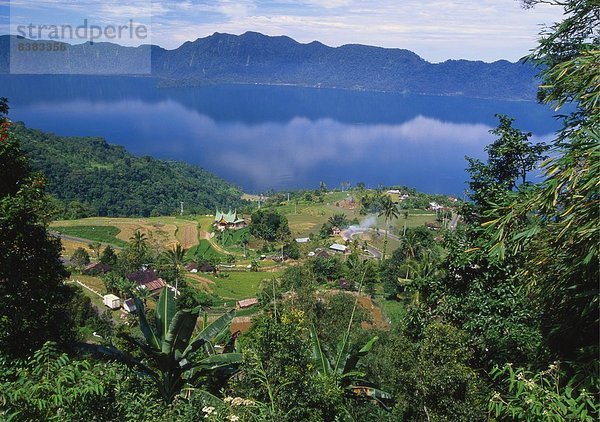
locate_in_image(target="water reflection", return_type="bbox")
[1,76,558,193]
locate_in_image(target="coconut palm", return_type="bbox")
[161,243,186,297]
[130,230,148,256]
[378,195,399,260]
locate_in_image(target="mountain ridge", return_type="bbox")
[0,32,539,100]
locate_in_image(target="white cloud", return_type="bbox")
[3,0,565,61]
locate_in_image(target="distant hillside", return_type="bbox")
[0,32,539,100]
[13,123,245,218]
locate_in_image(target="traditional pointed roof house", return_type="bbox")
[214,208,246,231]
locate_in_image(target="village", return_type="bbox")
[52,187,460,332]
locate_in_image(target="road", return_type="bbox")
[341,227,383,259]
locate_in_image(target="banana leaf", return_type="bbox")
[183,310,235,357]
[156,288,177,342]
[309,324,331,376]
[133,296,160,350]
[162,309,198,354]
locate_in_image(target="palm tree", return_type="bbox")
[129,230,148,269]
[162,243,186,297]
[398,253,439,305]
[378,195,399,260]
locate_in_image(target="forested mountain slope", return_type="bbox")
[14,123,245,217]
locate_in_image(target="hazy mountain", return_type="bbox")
[0,32,539,100]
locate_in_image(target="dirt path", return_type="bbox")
[186,273,214,285]
[207,235,245,257]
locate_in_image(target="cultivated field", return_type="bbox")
[51,216,199,250]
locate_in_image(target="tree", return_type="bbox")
[235,310,346,421]
[239,232,250,257]
[120,230,149,272]
[378,195,399,260]
[100,244,118,265]
[465,114,548,218]
[102,288,242,404]
[0,99,74,355]
[487,115,547,188]
[71,247,91,267]
[485,0,599,368]
[249,209,290,242]
[368,323,488,420]
[161,243,186,296]
[130,230,148,256]
[88,242,102,260]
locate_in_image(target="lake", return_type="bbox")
[0,75,560,194]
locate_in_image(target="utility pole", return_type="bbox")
[180,201,184,216]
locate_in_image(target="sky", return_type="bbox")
[0,0,565,63]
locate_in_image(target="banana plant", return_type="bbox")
[309,325,392,407]
[105,288,242,404]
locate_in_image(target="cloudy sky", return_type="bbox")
[1,0,565,62]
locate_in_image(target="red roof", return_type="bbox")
[142,278,166,293]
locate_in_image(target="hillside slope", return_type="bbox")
[14,123,245,217]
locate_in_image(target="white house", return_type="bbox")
[122,298,137,313]
[295,237,310,243]
[429,201,444,211]
[329,243,348,254]
[103,294,120,310]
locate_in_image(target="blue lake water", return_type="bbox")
[0,75,560,194]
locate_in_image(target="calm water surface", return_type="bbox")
[1,75,560,194]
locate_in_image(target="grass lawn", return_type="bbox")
[71,274,107,294]
[186,239,226,260]
[203,270,281,303]
[52,225,127,247]
[377,299,406,325]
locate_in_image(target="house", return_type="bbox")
[428,201,444,211]
[103,294,120,310]
[237,298,259,309]
[126,269,167,296]
[214,208,246,231]
[331,226,341,236]
[127,269,159,285]
[330,243,349,254]
[295,237,310,243]
[138,278,167,295]
[83,262,111,276]
[122,298,136,313]
[199,261,216,273]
